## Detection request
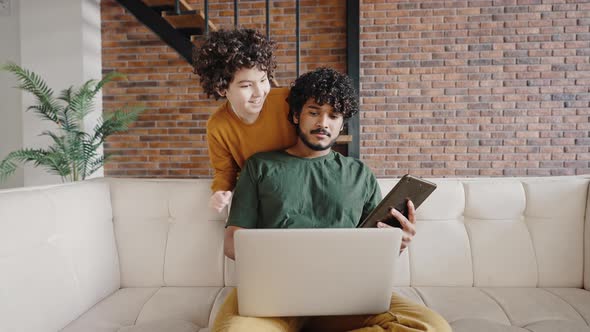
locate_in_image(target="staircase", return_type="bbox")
[115,0,216,65]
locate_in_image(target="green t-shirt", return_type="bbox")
[227,150,382,229]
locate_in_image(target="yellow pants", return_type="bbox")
[213,289,451,332]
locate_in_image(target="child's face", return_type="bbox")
[220,67,270,122]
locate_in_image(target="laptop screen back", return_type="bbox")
[234,228,403,317]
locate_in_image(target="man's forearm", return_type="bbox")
[224,226,243,260]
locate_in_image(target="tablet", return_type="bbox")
[358,174,437,228]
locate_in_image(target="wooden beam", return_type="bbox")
[163,10,217,31]
[336,135,353,143]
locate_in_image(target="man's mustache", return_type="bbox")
[310,128,331,137]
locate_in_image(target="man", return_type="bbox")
[214,67,451,332]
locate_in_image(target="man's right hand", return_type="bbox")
[377,200,416,254]
[209,191,232,213]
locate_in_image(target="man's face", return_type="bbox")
[293,99,344,151]
[219,67,270,120]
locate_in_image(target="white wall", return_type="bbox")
[0,0,23,189]
[82,0,104,179]
[0,0,103,188]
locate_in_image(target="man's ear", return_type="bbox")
[292,113,300,124]
[216,88,226,97]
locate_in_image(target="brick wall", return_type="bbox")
[101,0,589,178]
[360,0,590,177]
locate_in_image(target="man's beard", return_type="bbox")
[296,125,339,151]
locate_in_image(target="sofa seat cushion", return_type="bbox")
[62,286,590,331]
[61,287,223,332]
[450,319,530,332]
[410,287,590,331]
[118,320,199,332]
[545,288,590,323]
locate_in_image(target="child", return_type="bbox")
[194,29,296,212]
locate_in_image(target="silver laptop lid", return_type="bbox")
[234,228,403,317]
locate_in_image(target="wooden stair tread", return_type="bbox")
[142,0,191,11]
[163,10,217,31]
[336,135,353,143]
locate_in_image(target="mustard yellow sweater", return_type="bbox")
[206,88,297,192]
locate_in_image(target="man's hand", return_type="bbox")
[377,200,417,254]
[209,191,232,213]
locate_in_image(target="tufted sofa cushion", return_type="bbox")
[61,179,229,331]
[0,182,119,332]
[106,179,226,287]
[391,177,590,331]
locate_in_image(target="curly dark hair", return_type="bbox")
[193,29,276,100]
[287,67,359,124]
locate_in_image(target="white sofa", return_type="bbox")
[1,176,590,332]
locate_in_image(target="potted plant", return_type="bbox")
[0,63,144,182]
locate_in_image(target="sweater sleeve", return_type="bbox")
[207,125,239,192]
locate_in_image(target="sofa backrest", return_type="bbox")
[386,177,589,288]
[105,178,227,287]
[0,181,119,332]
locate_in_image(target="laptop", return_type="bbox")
[234,228,403,317]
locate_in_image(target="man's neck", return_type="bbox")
[285,140,332,159]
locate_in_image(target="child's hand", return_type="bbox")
[210,191,232,213]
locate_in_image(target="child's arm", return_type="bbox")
[207,130,239,212]
[207,128,239,192]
